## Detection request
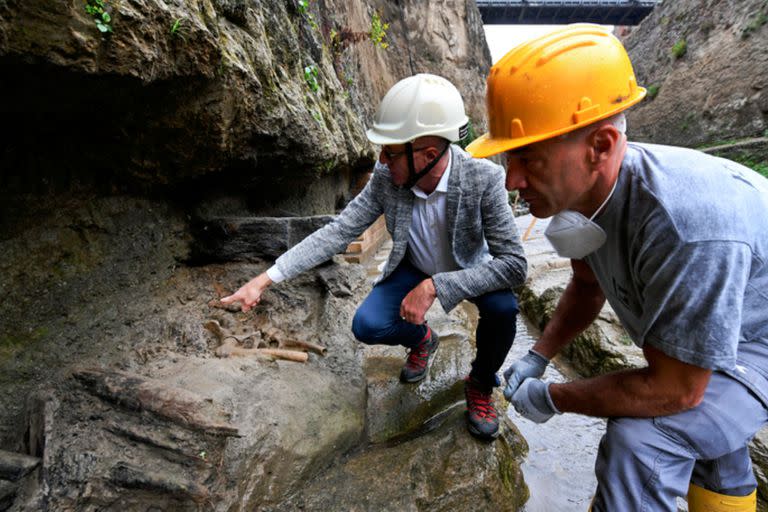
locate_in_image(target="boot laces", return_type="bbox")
[466,383,497,420]
[405,329,432,371]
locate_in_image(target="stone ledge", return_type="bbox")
[190,215,335,262]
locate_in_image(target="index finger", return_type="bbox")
[220,293,240,304]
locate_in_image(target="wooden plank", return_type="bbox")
[343,215,389,263]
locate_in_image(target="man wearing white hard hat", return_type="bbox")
[223,73,527,440]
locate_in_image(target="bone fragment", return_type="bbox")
[215,339,309,362]
[207,299,242,312]
[214,340,273,360]
[250,348,309,362]
[281,338,327,355]
[204,320,258,343]
[206,319,324,357]
[212,281,227,298]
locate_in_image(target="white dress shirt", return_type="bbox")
[406,151,460,276]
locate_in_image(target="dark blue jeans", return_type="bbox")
[351,259,518,390]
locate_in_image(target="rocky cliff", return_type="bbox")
[623,0,768,151]
[0,0,490,210]
[0,0,511,510]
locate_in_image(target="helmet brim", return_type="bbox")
[467,89,646,158]
[366,128,411,145]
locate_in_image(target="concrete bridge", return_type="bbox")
[477,0,660,25]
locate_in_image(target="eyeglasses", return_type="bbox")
[381,145,432,160]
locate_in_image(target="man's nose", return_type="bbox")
[505,162,527,191]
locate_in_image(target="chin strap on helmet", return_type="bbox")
[402,142,450,189]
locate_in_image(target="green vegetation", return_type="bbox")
[369,11,389,49]
[670,38,687,59]
[646,84,660,100]
[330,28,342,54]
[742,10,768,39]
[457,119,478,150]
[85,0,112,34]
[697,138,741,149]
[732,156,768,178]
[696,138,768,179]
[297,0,318,31]
[304,64,320,92]
[678,112,696,132]
[170,17,186,40]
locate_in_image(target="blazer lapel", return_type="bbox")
[446,147,462,244]
[396,186,414,244]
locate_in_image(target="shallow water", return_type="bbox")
[504,316,606,512]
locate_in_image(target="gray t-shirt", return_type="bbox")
[585,142,768,403]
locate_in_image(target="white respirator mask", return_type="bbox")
[544,179,618,260]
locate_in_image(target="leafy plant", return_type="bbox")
[297,0,318,31]
[670,38,687,59]
[646,84,660,99]
[170,17,186,40]
[85,0,112,34]
[304,64,320,92]
[742,11,768,39]
[369,11,389,49]
[330,28,342,54]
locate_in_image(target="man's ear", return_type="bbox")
[586,125,621,166]
[424,146,444,162]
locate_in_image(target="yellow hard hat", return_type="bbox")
[467,24,646,158]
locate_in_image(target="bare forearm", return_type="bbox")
[550,370,683,417]
[550,345,712,418]
[534,275,605,359]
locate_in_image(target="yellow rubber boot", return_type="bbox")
[688,483,757,511]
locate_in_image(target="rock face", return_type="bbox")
[0,251,529,510]
[0,0,491,213]
[623,0,768,147]
[0,2,498,506]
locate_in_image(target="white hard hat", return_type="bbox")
[366,74,470,145]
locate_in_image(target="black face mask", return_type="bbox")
[402,142,451,189]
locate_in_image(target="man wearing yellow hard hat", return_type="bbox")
[224,73,527,441]
[468,24,768,511]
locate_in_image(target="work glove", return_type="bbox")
[503,349,550,401]
[511,378,561,424]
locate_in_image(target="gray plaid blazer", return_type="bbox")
[274,145,527,312]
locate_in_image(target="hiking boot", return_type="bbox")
[399,326,439,383]
[464,377,500,440]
